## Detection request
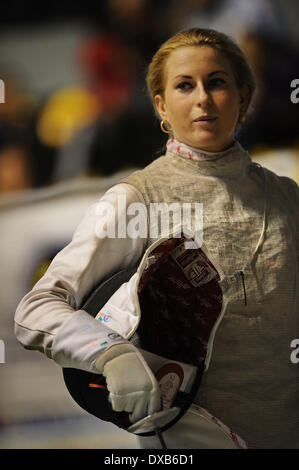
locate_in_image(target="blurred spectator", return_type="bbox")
[274,0,299,49]
[36,86,100,149]
[0,3,185,188]
[0,123,32,193]
[0,67,43,191]
[78,35,140,113]
[170,0,286,44]
[53,34,164,182]
[99,0,174,65]
[27,84,101,188]
[0,67,37,130]
[237,32,299,151]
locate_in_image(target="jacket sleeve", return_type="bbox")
[14,183,148,373]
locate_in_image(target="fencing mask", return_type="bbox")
[63,230,225,438]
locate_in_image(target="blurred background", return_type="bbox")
[0,0,298,449]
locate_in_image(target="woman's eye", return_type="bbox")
[208,78,226,89]
[176,82,193,91]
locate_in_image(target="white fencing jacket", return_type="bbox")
[14,141,299,448]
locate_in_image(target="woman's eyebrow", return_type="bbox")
[173,74,193,80]
[209,70,229,77]
[173,70,229,80]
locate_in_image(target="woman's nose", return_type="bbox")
[195,84,211,108]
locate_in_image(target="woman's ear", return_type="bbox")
[239,84,250,115]
[154,94,168,121]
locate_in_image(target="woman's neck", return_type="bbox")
[166,137,236,161]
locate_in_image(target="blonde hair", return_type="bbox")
[146,28,256,116]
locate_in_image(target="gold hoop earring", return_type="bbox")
[160,120,172,134]
[240,113,247,123]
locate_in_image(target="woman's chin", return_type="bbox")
[187,138,223,152]
[185,132,233,153]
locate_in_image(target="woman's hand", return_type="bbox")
[95,343,162,423]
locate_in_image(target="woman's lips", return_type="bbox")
[193,116,217,126]
[194,115,217,122]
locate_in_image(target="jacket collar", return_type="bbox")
[165,138,252,178]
